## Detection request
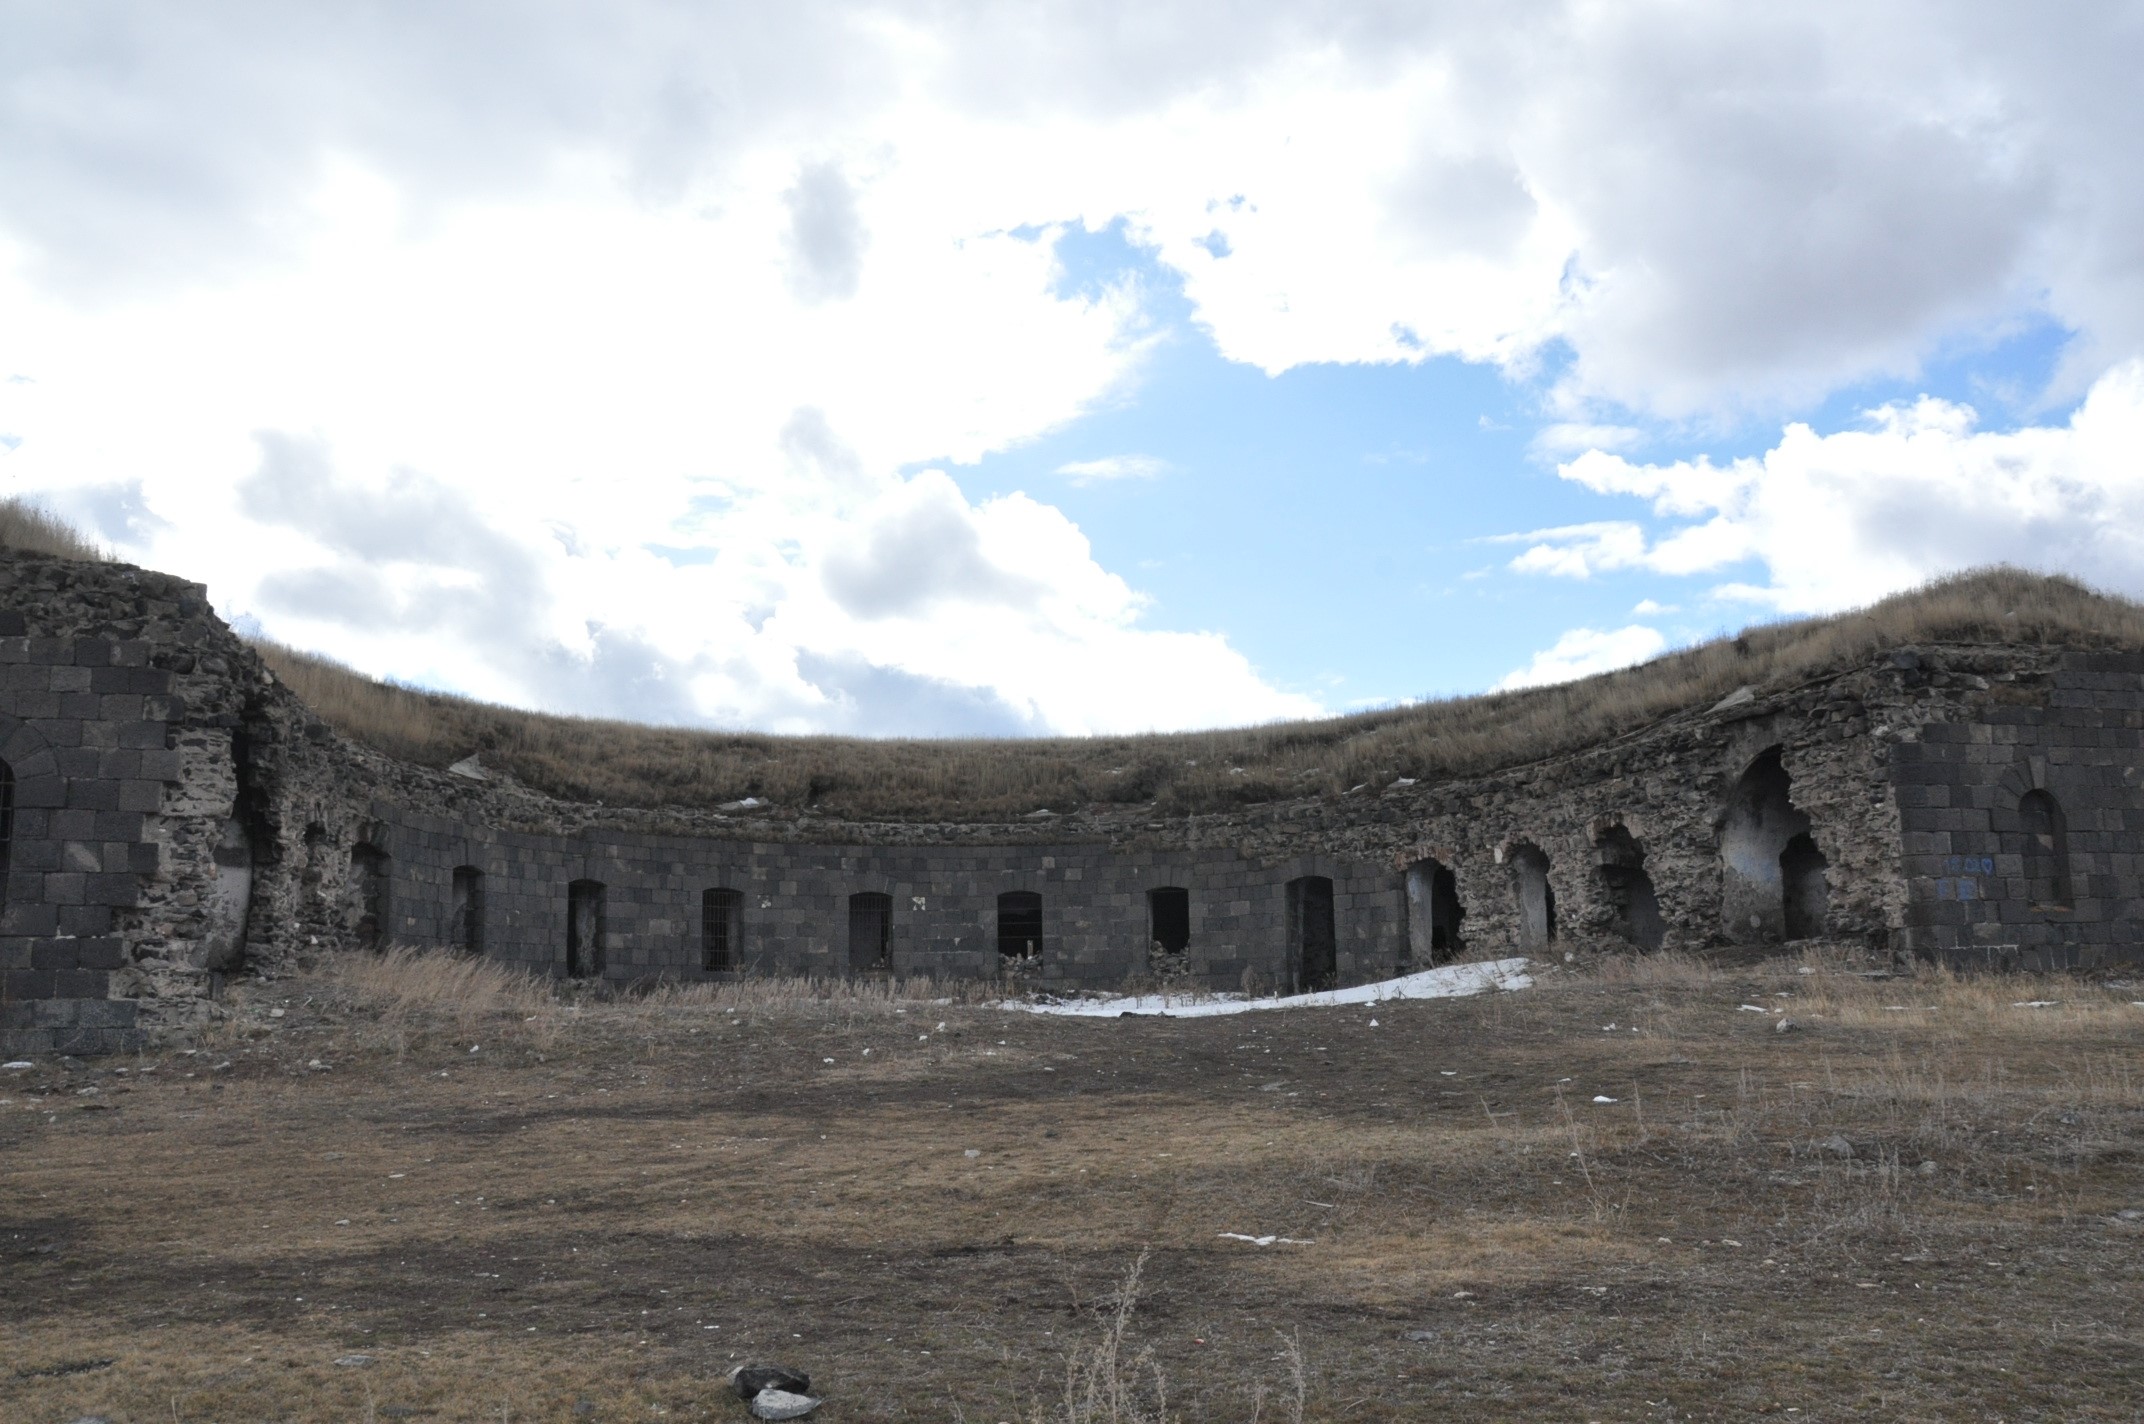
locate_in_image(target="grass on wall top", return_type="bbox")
[5,498,2139,821]
[249,566,2144,821]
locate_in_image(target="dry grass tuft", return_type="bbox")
[246,564,2144,820]
[0,496,109,562]
[299,944,1006,1056]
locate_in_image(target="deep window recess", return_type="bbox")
[2019,789,2072,909]
[567,879,606,978]
[848,891,892,971]
[1507,843,1556,948]
[997,891,1043,960]
[351,843,392,951]
[450,866,483,953]
[703,887,744,971]
[1147,887,1190,955]
[1286,875,1336,992]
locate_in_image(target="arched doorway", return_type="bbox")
[1404,857,1464,964]
[1507,842,1557,949]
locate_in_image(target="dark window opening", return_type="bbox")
[450,866,484,953]
[1718,745,1818,944]
[1508,843,1557,948]
[1595,825,1665,951]
[2019,789,2072,909]
[0,756,14,906]
[351,842,392,951]
[1286,875,1336,992]
[997,891,1043,960]
[1780,834,1829,940]
[1148,887,1190,955]
[567,879,606,978]
[1404,858,1464,964]
[703,887,743,971]
[849,891,892,971]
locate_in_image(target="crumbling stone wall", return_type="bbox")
[5,549,2141,1057]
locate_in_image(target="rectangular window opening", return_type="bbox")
[703,887,743,972]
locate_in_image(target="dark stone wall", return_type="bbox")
[0,628,181,1057]
[363,806,1404,991]
[1890,651,2144,969]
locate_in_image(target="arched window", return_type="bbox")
[848,891,892,971]
[567,879,606,978]
[703,887,743,971]
[997,891,1043,961]
[451,866,484,953]
[1147,887,1191,956]
[1285,875,1336,991]
[1404,857,1464,963]
[1507,843,1556,948]
[2019,789,2072,909]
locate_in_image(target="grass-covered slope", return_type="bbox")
[6,497,2138,821]
[249,567,2144,820]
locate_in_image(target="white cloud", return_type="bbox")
[4,3,2144,733]
[1523,360,2144,612]
[1631,598,1673,615]
[1055,455,1169,484]
[1497,624,1669,690]
[1530,422,1645,459]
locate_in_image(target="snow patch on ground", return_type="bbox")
[1003,958,1533,1018]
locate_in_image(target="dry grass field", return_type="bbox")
[5,948,2142,1423]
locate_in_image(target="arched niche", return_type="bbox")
[1593,823,1665,951]
[1718,746,1826,943]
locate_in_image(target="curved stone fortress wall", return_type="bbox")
[3,550,2140,1057]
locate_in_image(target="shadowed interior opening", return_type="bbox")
[567,879,605,978]
[1404,857,1464,963]
[350,843,391,951]
[1286,875,1336,991]
[1147,887,1190,955]
[997,890,1043,960]
[848,891,892,971]
[450,866,483,953]
[703,887,743,971]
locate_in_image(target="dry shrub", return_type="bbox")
[1048,1252,1174,1424]
[241,564,2144,822]
[0,496,109,562]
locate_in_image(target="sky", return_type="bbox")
[3,3,2142,736]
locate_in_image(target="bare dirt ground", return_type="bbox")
[5,949,2143,1423]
